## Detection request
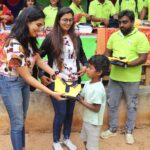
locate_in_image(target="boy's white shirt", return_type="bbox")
[80,80,106,126]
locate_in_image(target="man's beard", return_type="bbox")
[120,27,133,36]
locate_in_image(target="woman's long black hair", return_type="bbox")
[9,6,45,56]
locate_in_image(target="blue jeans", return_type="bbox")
[0,75,30,150]
[107,79,139,133]
[48,83,76,142]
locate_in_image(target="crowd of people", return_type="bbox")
[0,0,150,150]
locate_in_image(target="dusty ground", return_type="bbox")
[0,126,150,150]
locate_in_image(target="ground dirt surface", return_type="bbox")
[0,126,150,150]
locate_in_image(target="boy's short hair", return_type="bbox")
[88,55,110,77]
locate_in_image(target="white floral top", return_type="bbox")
[0,38,36,77]
[52,35,78,81]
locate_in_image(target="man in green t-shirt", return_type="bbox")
[115,0,144,18]
[89,0,117,26]
[100,10,149,145]
[140,0,150,20]
[70,0,90,23]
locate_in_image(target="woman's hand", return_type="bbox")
[40,75,51,86]
[51,92,66,101]
[78,66,87,77]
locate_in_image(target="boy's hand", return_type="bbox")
[77,95,84,104]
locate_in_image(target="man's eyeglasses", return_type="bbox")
[118,20,129,24]
[61,18,74,24]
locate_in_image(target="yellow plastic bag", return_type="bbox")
[54,77,81,98]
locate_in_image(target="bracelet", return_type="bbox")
[51,74,56,80]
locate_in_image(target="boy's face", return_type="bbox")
[86,64,101,79]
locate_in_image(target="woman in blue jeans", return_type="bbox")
[0,6,64,150]
[40,7,88,150]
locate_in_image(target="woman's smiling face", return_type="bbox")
[28,18,44,37]
[59,13,74,34]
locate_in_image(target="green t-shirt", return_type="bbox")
[144,0,150,20]
[62,0,88,12]
[43,5,58,27]
[80,81,106,126]
[107,28,150,82]
[89,0,116,26]
[70,2,86,23]
[115,0,144,18]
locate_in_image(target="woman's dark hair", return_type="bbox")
[88,55,110,77]
[118,10,135,22]
[51,7,78,70]
[23,0,36,7]
[8,6,45,56]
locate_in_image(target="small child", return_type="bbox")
[78,55,110,150]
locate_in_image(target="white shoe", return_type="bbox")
[53,142,63,150]
[63,139,77,150]
[125,133,134,144]
[101,129,117,139]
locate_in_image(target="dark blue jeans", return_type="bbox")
[0,75,30,150]
[48,83,76,142]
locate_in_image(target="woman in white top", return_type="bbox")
[0,6,64,150]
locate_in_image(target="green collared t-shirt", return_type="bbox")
[89,0,116,26]
[115,0,144,18]
[107,28,150,82]
[70,2,86,23]
[143,0,150,20]
[43,5,58,27]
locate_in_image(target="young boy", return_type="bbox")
[78,55,110,150]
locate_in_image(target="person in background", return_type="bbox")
[0,6,64,150]
[70,0,90,23]
[101,10,149,145]
[40,7,88,150]
[43,0,62,28]
[89,0,117,26]
[140,0,150,20]
[0,0,14,25]
[78,55,110,150]
[24,0,36,7]
[115,0,144,19]
[18,0,36,15]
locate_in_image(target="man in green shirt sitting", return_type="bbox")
[70,0,90,23]
[101,10,149,145]
[115,0,144,18]
[140,0,150,20]
[89,0,117,26]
